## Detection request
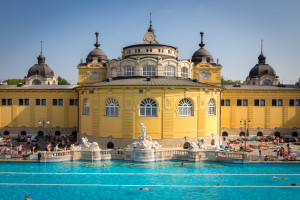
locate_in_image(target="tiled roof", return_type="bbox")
[80,77,220,88]
[0,85,77,90]
[223,84,300,90]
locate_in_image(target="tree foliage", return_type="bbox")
[3,79,24,85]
[221,76,245,85]
[57,76,70,85]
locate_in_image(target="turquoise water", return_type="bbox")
[0,161,300,200]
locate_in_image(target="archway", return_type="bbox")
[38,131,44,137]
[55,131,61,136]
[4,131,9,136]
[107,142,114,149]
[257,132,263,137]
[274,132,280,137]
[72,131,77,136]
[21,131,26,136]
[183,142,190,149]
[222,132,228,137]
[292,132,298,137]
[239,132,245,137]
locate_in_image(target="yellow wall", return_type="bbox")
[78,86,220,139]
[221,90,300,131]
[0,90,78,129]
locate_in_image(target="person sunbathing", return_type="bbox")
[272,176,289,180]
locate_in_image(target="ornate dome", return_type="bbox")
[192,32,214,64]
[248,53,276,78]
[86,32,108,64]
[27,53,55,78]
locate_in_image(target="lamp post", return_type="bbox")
[240,118,250,153]
[38,119,50,151]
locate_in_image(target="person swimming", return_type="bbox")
[131,187,152,190]
[210,180,222,187]
[103,164,109,169]
[272,176,289,180]
[286,183,300,186]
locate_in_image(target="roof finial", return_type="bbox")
[199,32,205,48]
[40,40,43,54]
[148,12,154,33]
[261,39,263,54]
[150,12,152,27]
[94,32,100,48]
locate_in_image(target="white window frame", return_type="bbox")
[83,99,90,115]
[178,98,193,116]
[164,66,175,76]
[208,99,215,115]
[181,67,188,78]
[140,98,157,117]
[143,66,156,76]
[105,98,119,116]
[123,66,135,77]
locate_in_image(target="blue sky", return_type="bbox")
[0,0,299,84]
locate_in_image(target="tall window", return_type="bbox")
[178,98,193,116]
[140,98,157,117]
[164,66,175,76]
[105,98,119,116]
[83,99,90,115]
[143,66,156,76]
[208,99,215,115]
[181,67,188,78]
[123,66,134,76]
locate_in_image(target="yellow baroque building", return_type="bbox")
[0,23,299,148]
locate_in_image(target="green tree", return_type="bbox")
[57,76,70,85]
[221,76,245,85]
[3,78,24,85]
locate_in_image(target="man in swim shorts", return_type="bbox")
[272,176,289,180]
[286,183,300,186]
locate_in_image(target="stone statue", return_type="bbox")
[141,123,146,140]
[189,142,199,150]
[71,137,100,151]
[128,123,161,150]
[197,138,206,150]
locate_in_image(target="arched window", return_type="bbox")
[240,132,245,137]
[208,99,215,115]
[32,79,42,85]
[21,131,26,136]
[4,131,9,136]
[83,99,90,115]
[164,66,175,76]
[178,98,193,116]
[105,98,119,116]
[38,131,44,137]
[257,132,263,136]
[274,132,280,137]
[140,98,157,117]
[222,132,228,137]
[143,66,156,76]
[123,66,134,76]
[181,67,188,78]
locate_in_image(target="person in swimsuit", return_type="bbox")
[131,187,152,190]
[272,176,289,180]
[286,183,300,186]
[103,164,109,169]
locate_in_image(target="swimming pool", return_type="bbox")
[0,161,299,200]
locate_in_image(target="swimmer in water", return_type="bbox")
[131,187,152,190]
[286,183,300,186]
[181,162,184,166]
[103,164,109,169]
[272,176,289,180]
[216,180,222,186]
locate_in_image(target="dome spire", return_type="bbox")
[148,12,154,33]
[37,40,45,64]
[199,32,205,48]
[94,32,100,48]
[258,39,266,64]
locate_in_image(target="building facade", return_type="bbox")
[0,22,299,148]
